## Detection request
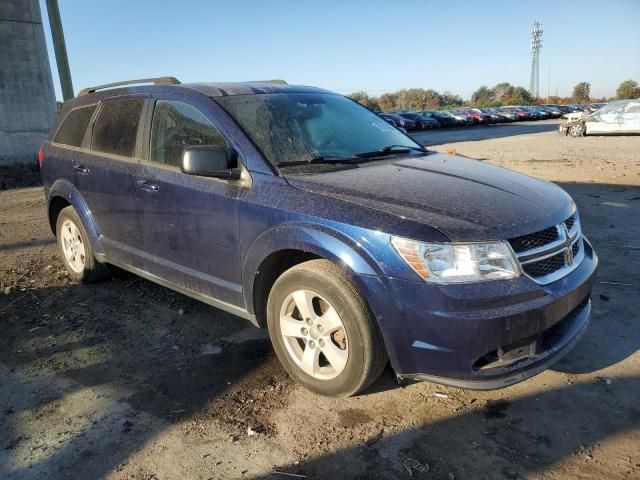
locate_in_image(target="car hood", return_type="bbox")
[285,153,575,241]
[564,111,589,121]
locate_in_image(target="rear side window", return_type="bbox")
[53,105,96,147]
[150,100,228,168]
[92,99,144,157]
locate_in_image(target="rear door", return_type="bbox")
[73,95,147,265]
[134,94,247,306]
[47,103,98,190]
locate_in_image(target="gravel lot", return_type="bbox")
[1,122,639,479]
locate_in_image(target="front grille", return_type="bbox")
[522,251,566,277]
[509,213,583,284]
[572,239,580,256]
[509,226,559,253]
[565,214,576,231]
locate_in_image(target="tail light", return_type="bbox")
[38,147,44,168]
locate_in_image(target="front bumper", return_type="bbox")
[356,238,598,390]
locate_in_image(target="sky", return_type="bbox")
[40,0,640,101]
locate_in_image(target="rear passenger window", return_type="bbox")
[92,99,144,157]
[150,100,228,168]
[53,105,96,147]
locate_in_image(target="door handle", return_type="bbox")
[73,165,90,174]
[137,180,160,192]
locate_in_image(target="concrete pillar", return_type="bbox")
[0,0,58,165]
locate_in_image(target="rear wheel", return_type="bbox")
[56,206,111,283]
[267,260,387,397]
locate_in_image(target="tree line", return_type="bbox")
[349,79,639,112]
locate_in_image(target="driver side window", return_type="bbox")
[150,100,228,168]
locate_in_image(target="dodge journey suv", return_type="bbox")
[40,77,598,397]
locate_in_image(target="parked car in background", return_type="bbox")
[461,108,492,123]
[560,98,640,136]
[442,110,472,126]
[529,106,552,119]
[398,113,439,130]
[421,110,460,127]
[41,77,597,397]
[477,108,507,123]
[383,113,414,130]
[487,108,518,122]
[542,104,573,115]
[537,106,563,118]
[450,109,478,124]
[587,103,607,112]
[379,113,404,128]
[500,106,532,120]
[566,104,588,113]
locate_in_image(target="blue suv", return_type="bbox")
[40,78,598,396]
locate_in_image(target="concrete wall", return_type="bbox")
[0,0,57,165]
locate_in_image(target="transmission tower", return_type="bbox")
[529,21,543,99]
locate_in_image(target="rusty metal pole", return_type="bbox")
[45,0,74,100]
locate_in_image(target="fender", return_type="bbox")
[242,222,384,314]
[47,179,105,255]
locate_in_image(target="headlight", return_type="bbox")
[391,237,520,284]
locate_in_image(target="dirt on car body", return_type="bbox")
[1,127,639,479]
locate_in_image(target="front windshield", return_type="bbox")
[215,93,421,166]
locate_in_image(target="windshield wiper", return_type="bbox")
[355,144,428,159]
[277,155,360,167]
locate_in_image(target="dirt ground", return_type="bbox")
[1,124,639,479]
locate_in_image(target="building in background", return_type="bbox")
[0,0,57,165]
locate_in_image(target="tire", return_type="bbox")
[267,259,388,397]
[56,206,111,283]
[569,123,586,137]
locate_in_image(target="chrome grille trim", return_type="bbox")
[509,214,584,285]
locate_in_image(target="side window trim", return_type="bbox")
[139,99,154,161]
[52,103,98,148]
[147,98,230,169]
[89,95,148,160]
[80,104,102,149]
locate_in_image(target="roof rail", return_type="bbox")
[251,79,288,85]
[78,77,181,96]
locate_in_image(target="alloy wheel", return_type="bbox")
[60,219,86,273]
[279,289,349,380]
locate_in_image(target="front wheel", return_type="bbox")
[267,260,388,397]
[569,122,586,137]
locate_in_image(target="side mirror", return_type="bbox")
[181,145,241,179]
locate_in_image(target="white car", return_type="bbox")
[560,99,640,136]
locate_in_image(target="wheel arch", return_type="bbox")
[47,179,104,255]
[243,223,382,327]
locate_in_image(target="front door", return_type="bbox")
[134,96,247,306]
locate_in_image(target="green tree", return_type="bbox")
[491,82,514,101]
[471,86,495,106]
[395,88,444,111]
[440,91,463,109]
[616,80,640,99]
[505,87,535,105]
[347,91,380,110]
[572,82,591,103]
[378,92,399,111]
